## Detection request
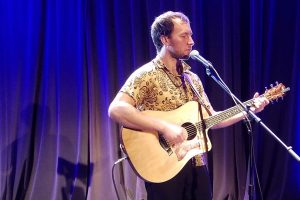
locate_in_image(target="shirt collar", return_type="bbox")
[153,56,191,72]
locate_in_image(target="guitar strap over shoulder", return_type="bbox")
[183,72,212,116]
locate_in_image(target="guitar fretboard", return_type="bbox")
[203,99,255,129]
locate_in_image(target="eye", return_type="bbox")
[181,34,188,38]
[181,33,192,39]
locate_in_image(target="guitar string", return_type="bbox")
[179,105,253,138]
[161,90,279,147]
[162,124,201,146]
[177,91,277,133]
[162,124,208,147]
[184,96,271,138]
[163,93,278,145]
[163,99,254,141]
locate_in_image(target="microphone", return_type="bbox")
[189,50,212,67]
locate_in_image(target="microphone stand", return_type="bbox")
[199,61,300,199]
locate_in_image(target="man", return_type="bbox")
[108,11,269,200]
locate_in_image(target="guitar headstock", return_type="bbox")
[263,82,290,102]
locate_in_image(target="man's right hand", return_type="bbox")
[109,93,188,145]
[160,122,188,146]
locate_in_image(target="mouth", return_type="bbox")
[186,48,192,53]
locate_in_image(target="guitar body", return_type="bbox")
[121,101,212,183]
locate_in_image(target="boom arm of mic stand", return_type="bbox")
[204,64,300,162]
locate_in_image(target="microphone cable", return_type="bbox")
[207,60,264,200]
[190,50,263,199]
[209,64,264,200]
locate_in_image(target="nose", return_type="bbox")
[188,36,194,46]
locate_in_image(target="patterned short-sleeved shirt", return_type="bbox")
[120,57,213,166]
[120,57,213,113]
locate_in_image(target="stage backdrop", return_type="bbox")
[1,0,300,199]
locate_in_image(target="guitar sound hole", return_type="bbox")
[182,122,197,140]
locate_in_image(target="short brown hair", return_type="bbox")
[151,11,190,53]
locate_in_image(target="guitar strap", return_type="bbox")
[183,72,212,116]
[183,72,210,163]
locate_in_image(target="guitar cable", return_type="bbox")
[112,156,128,200]
[112,151,128,200]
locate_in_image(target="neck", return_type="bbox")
[158,49,182,75]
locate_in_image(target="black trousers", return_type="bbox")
[145,160,212,200]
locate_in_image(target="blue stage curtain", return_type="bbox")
[0,0,299,199]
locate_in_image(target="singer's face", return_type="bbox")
[167,18,194,59]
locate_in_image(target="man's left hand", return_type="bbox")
[250,92,270,113]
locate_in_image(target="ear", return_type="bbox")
[160,35,170,46]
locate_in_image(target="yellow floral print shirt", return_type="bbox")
[120,56,213,113]
[120,56,213,166]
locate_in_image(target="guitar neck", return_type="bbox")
[204,98,255,129]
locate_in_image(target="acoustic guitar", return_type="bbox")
[121,83,289,183]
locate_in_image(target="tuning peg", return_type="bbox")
[270,83,274,88]
[276,81,279,85]
[265,86,268,91]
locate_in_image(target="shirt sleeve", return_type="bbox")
[119,67,154,110]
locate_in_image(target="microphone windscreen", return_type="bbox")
[189,50,200,59]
